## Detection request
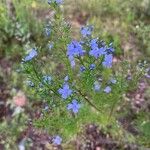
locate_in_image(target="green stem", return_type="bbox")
[108,69,124,121]
[75,88,102,113]
[31,62,59,96]
[108,100,117,122]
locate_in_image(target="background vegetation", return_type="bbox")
[0,0,150,149]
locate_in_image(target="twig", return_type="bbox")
[76,88,102,113]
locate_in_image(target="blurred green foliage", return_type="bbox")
[134,22,150,58]
[0,0,150,149]
[0,0,45,59]
[65,0,150,57]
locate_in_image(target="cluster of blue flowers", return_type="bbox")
[89,39,105,59]
[58,80,81,114]
[89,39,114,68]
[67,40,85,67]
[67,26,114,69]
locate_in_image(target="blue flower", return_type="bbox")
[64,75,69,82]
[80,65,86,72]
[89,64,96,70]
[52,135,62,145]
[68,55,76,68]
[90,38,98,48]
[67,40,85,57]
[145,68,150,79]
[110,78,117,84]
[89,39,106,59]
[107,43,115,53]
[89,47,105,59]
[43,75,52,84]
[102,54,113,68]
[58,83,72,99]
[48,42,54,50]
[80,25,93,37]
[55,0,63,4]
[67,99,80,113]
[94,81,101,92]
[67,40,85,67]
[26,80,34,87]
[45,26,51,36]
[39,83,44,88]
[44,105,49,111]
[126,74,132,80]
[104,86,111,93]
[48,0,51,4]
[48,0,63,5]
[24,48,37,62]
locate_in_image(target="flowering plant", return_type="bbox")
[21,0,147,145]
